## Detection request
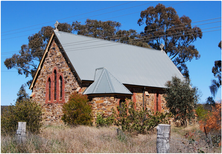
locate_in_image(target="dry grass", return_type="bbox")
[1,124,221,153]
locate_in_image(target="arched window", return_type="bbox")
[59,76,62,100]
[54,70,57,100]
[46,67,64,104]
[48,78,51,101]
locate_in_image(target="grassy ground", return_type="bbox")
[1,124,221,153]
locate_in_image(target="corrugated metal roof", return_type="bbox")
[83,67,132,95]
[54,30,184,88]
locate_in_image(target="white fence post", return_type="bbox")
[156,124,171,153]
[16,122,27,144]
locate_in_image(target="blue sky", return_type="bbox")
[1,0,221,105]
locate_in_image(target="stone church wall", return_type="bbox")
[88,89,168,125]
[32,38,80,125]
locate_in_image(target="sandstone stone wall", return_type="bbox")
[88,96,119,125]
[88,91,168,125]
[32,38,80,124]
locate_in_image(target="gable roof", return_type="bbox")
[54,30,184,88]
[83,67,132,95]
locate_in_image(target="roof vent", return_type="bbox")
[160,43,164,52]
[54,21,59,31]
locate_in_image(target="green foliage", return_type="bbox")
[196,105,208,121]
[16,84,29,102]
[4,24,73,86]
[138,3,202,78]
[62,92,93,126]
[164,76,199,126]
[206,97,215,106]
[1,99,43,135]
[210,41,221,97]
[72,19,151,48]
[113,101,171,134]
[95,112,115,127]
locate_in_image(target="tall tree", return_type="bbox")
[72,19,121,40]
[164,77,199,126]
[4,23,73,85]
[137,3,202,78]
[205,96,216,111]
[209,41,221,97]
[5,20,152,86]
[16,84,29,102]
[72,19,151,48]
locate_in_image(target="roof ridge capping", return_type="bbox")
[54,30,165,53]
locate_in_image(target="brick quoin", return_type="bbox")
[158,94,162,112]
[154,93,162,113]
[154,94,157,112]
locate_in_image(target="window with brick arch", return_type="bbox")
[46,67,65,104]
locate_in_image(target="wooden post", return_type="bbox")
[16,122,26,144]
[156,124,171,153]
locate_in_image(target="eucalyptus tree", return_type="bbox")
[209,41,221,97]
[138,3,202,78]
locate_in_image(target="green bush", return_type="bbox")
[164,77,199,126]
[61,92,93,126]
[196,105,208,121]
[1,99,43,135]
[113,101,171,134]
[95,112,114,127]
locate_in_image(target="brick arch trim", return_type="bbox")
[45,67,65,104]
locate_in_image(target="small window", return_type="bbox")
[59,76,62,100]
[54,70,57,100]
[48,78,51,101]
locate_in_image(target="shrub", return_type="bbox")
[1,99,42,135]
[199,103,221,147]
[199,103,221,134]
[113,101,171,134]
[62,92,93,126]
[195,105,208,121]
[164,77,199,126]
[95,112,115,127]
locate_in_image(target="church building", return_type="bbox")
[29,28,184,125]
